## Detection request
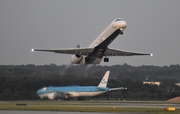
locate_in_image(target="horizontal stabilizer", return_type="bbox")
[109,87,127,91]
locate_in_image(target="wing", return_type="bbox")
[104,48,153,56]
[32,48,94,55]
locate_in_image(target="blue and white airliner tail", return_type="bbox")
[98,71,109,87]
[32,18,152,65]
[36,71,126,100]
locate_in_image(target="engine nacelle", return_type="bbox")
[45,92,70,100]
[71,54,83,64]
[54,92,70,99]
[47,93,55,100]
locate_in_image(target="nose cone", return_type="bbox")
[37,87,46,95]
[119,21,127,31]
[113,20,127,31]
[36,89,42,95]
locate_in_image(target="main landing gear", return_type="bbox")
[104,57,109,62]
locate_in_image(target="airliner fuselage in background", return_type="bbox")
[37,71,127,100]
[32,18,152,65]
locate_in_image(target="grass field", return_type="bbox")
[0,100,179,114]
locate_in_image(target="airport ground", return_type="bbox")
[0,100,179,114]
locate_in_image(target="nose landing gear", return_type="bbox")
[120,31,123,35]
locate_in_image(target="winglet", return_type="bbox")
[98,71,110,87]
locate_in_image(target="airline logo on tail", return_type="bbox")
[100,79,107,84]
[98,71,110,87]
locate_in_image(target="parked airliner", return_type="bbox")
[32,18,152,65]
[37,71,126,100]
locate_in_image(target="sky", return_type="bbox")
[0,0,180,66]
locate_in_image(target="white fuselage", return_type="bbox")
[88,19,126,48]
[71,18,127,65]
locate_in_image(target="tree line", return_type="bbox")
[0,64,180,100]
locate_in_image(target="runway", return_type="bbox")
[0,111,111,114]
[0,110,154,114]
[0,101,179,114]
[69,101,180,109]
[107,102,180,109]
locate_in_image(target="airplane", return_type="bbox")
[32,18,153,65]
[36,71,127,100]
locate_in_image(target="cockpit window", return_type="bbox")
[115,18,122,22]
